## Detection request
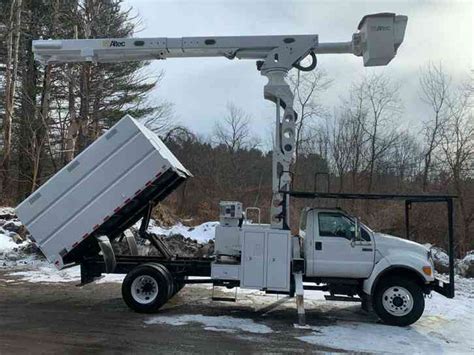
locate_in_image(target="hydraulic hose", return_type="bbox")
[293,51,317,71]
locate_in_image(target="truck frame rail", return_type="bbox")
[80,255,213,285]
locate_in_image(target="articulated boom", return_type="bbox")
[33,13,407,229]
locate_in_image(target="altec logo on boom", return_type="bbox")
[370,25,391,31]
[103,40,126,47]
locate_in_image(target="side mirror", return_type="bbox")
[351,217,361,246]
[354,217,361,240]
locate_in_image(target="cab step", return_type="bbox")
[324,295,362,302]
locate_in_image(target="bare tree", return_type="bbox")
[213,103,257,153]
[288,68,332,174]
[142,99,175,135]
[440,84,474,254]
[419,63,451,191]
[1,0,22,194]
[356,74,402,192]
[327,113,352,191]
[338,91,369,191]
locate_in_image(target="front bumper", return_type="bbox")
[430,277,455,298]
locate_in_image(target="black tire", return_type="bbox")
[175,276,187,293]
[373,276,425,326]
[153,263,175,299]
[122,263,171,313]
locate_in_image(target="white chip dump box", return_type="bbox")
[16,115,191,269]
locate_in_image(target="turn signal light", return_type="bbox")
[422,266,432,276]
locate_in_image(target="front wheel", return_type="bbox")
[373,276,425,326]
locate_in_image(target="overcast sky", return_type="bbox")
[123,0,473,142]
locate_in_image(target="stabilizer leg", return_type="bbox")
[294,272,305,326]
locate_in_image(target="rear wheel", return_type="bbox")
[373,276,425,326]
[122,263,172,313]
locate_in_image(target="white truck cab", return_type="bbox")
[300,207,435,326]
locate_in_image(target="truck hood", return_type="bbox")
[373,232,429,256]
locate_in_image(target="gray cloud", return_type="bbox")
[125,0,473,138]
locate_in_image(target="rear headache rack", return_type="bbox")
[280,173,456,299]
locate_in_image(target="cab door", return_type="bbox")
[312,212,375,278]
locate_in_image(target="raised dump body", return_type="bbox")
[16,115,191,269]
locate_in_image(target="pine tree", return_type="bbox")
[1,0,164,201]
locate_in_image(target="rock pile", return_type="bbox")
[112,227,214,258]
[426,244,474,278]
[458,252,474,278]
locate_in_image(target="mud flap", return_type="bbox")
[123,229,139,256]
[96,235,116,273]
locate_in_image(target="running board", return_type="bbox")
[324,295,362,302]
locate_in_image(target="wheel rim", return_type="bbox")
[131,275,159,304]
[382,286,414,317]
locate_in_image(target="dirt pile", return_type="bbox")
[112,226,214,258]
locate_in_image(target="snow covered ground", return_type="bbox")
[0,233,19,252]
[4,252,473,354]
[145,314,273,334]
[296,288,474,353]
[2,219,474,353]
[5,263,125,284]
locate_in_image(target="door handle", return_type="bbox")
[315,241,322,250]
[362,248,373,252]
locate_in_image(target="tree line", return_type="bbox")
[1,1,472,255]
[166,66,473,255]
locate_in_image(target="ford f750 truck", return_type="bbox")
[17,13,455,327]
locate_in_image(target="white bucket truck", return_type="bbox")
[17,13,455,327]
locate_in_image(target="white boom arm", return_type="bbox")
[33,12,407,229]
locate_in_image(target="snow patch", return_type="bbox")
[9,265,81,283]
[8,263,125,284]
[145,314,273,334]
[0,231,19,252]
[147,221,218,243]
[297,280,474,354]
[297,322,449,354]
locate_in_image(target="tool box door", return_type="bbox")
[241,231,265,289]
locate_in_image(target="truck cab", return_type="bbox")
[300,207,436,326]
[302,208,375,279]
